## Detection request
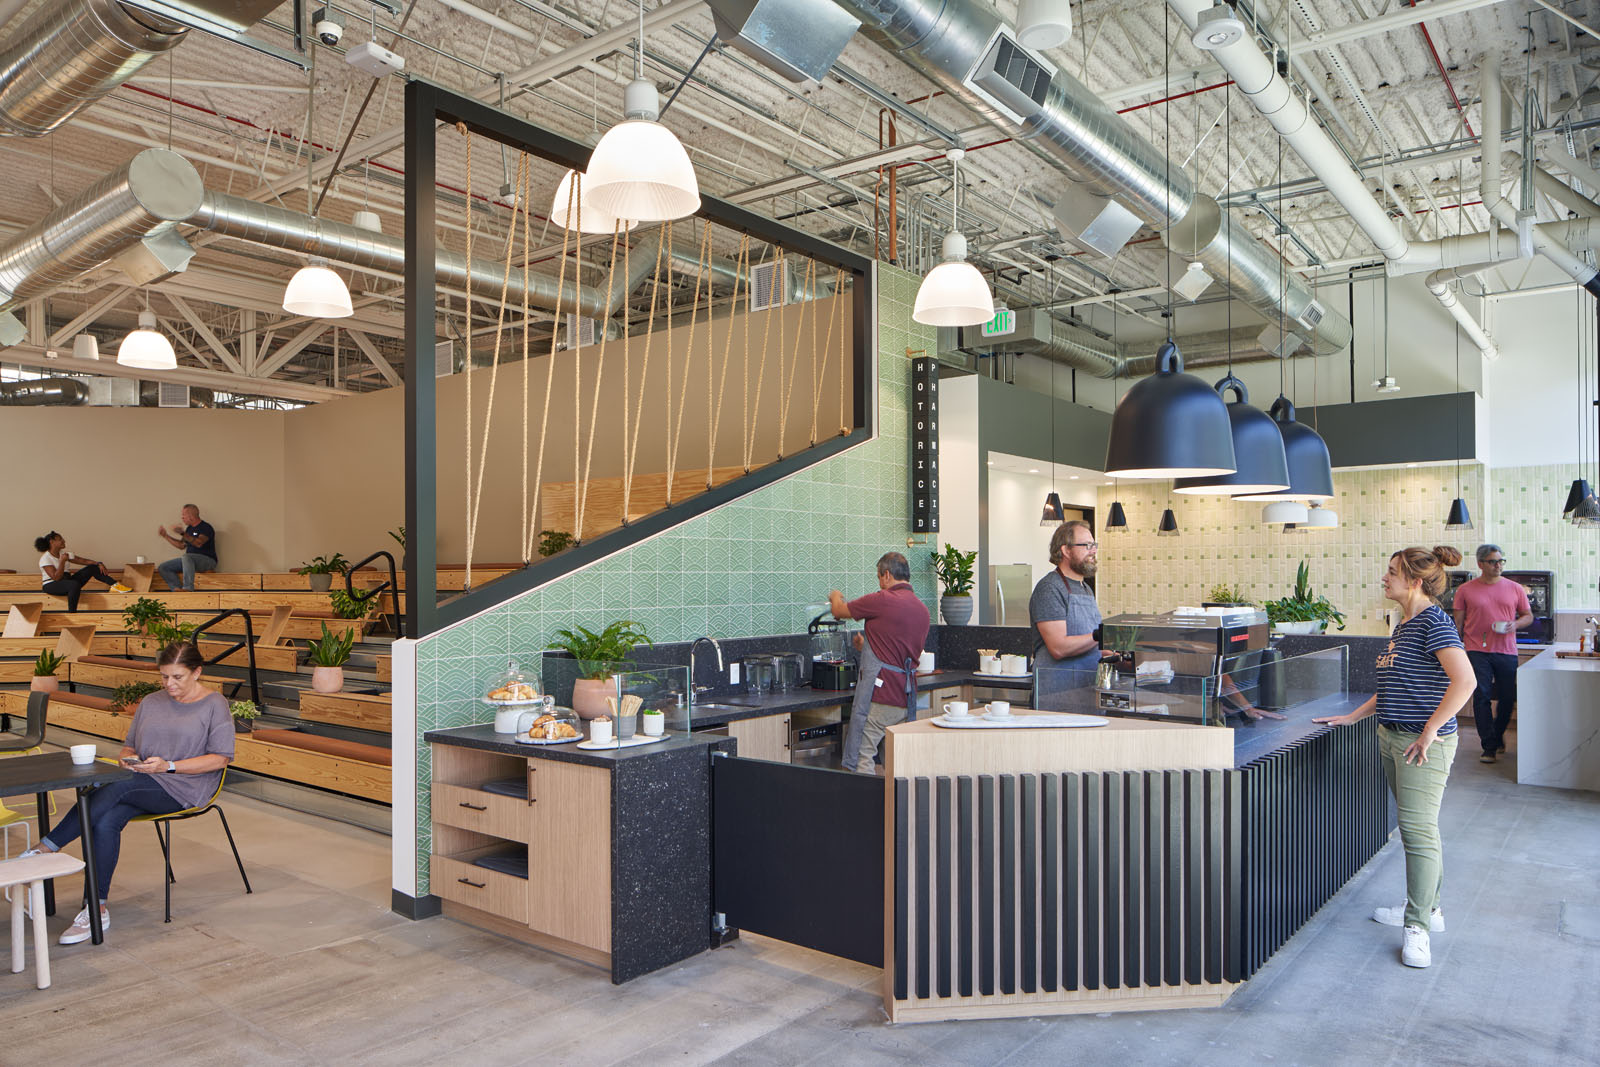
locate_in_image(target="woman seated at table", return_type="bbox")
[22,641,233,945]
[35,530,131,610]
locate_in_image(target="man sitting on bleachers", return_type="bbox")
[156,504,217,592]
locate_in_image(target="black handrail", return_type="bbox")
[344,550,402,639]
[190,607,260,709]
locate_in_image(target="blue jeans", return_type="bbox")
[158,552,216,591]
[44,775,183,901]
[1467,651,1518,754]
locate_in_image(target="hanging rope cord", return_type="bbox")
[670,222,714,499]
[775,258,814,458]
[744,247,782,472]
[811,268,845,446]
[622,223,668,525]
[576,222,624,542]
[524,173,578,562]
[712,235,751,483]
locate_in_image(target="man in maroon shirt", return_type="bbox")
[828,552,931,773]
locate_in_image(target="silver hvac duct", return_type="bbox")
[0,147,203,310]
[0,377,90,405]
[959,308,1278,376]
[830,0,1352,355]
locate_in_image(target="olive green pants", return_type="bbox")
[1377,724,1458,929]
[855,701,908,773]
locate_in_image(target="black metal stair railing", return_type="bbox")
[344,550,402,640]
[189,607,260,709]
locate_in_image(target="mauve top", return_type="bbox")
[126,690,235,808]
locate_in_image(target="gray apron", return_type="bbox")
[1035,572,1103,709]
[840,642,882,774]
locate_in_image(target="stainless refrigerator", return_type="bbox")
[989,563,1033,626]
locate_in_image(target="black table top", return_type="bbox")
[0,751,136,795]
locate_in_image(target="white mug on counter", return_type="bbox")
[979,655,1000,674]
[919,650,936,673]
[590,718,614,744]
[985,701,1012,720]
[1001,654,1027,676]
[943,701,970,719]
[70,744,96,765]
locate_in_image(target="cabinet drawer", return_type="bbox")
[432,782,531,842]
[431,853,529,924]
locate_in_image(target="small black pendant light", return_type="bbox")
[1105,287,1127,528]
[1444,321,1473,529]
[1039,491,1067,526]
[1445,497,1473,528]
[1106,500,1128,528]
[1173,376,1290,495]
[1156,508,1180,536]
[1562,478,1593,518]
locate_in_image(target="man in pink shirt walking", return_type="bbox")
[1451,544,1534,763]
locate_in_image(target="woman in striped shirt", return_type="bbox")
[1314,546,1476,969]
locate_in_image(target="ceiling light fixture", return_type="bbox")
[1262,499,1309,525]
[1156,508,1180,536]
[283,256,354,318]
[1106,500,1128,528]
[914,148,994,326]
[1039,491,1067,526]
[1016,0,1073,51]
[117,307,176,370]
[1233,395,1335,502]
[584,0,700,222]
[1172,376,1290,496]
[1304,502,1339,529]
[1190,5,1248,50]
[551,169,639,234]
[1444,321,1473,529]
[72,335,99,361]
[1373,271,1399,392]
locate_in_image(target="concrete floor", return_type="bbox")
[5,731,1596,1066]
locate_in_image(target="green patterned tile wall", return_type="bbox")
[1486,462,1600,605]
[411,265,937,892]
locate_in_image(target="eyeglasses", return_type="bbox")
[1482,558,1505,566]
[1071,541,1098,551]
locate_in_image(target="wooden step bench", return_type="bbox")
[70,656,224,693]
[0,690,131,742]
[240,729,389,803]
[125,636,301,673]
[0,635,126,658]
[297,690,390,733]
[375,656,391,684]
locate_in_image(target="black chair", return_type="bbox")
[132,769,252,923]
[0,692,48,754]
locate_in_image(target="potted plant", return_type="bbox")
[123,597,174,647]
[110,680,161,714]
[229,699,261,734]
[31,650,64,693]
[296,553,349,593]
[539,529,576,557]
[931,543,978,626]
[550,620,652,719]
[1204,583,1251,608]
[1264,561,1346,635]
[329,589,375,620]
[306,622,355,693]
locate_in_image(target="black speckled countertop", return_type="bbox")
[424,723,728,767]
[679,669,1035,728]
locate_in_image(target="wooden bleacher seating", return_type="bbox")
[542,465,744,540]
[298,691,390,733]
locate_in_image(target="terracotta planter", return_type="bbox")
[307,573,333,593]
[311,665,345,693]
[571,677,616,720]
[29,675,58,694]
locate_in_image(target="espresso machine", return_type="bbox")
[808,611,858,691]
[1097,607,1270,726]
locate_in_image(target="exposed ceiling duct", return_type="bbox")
[958,308,1287,376]
[828,0,1352,356]
[0,376,90,405]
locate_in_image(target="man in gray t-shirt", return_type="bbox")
[1030,521,1104,689]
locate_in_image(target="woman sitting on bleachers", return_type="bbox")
[35,531,130,610]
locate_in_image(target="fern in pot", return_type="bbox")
[296,553,349,593]
[550,620,652,719]
[306,622,355,694]
[931,544,978,626]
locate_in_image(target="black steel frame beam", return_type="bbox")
[403,79,875,638]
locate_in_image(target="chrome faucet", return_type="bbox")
[689,635,723,699]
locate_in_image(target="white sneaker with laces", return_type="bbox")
[1373,903,1444,931]
[59,905,109,945]
[1402,924,1431,968]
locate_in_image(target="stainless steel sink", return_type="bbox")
[690,702,757,714]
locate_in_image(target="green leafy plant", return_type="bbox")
[122,597,174,636]
[1206,583,1251,605]
[306,622,355,667]
[145,620,197,647]
[931,544,978,596]
[32,650,65,677]
[296,553,349,576]
[329,589,376,620]
[550,620,652,680]
[1263,561,1346,631]
[389,526,406,549]
[229,699,261,725]
[538,529,576,557]
[110,680,161,712]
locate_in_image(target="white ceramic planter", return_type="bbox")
[1271,620,1326,635]
[311,665,345,693]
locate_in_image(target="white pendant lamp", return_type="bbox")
[1261,499,1309,525]
[584,0,700,223]
[1016,0,1072,50]
[117,308,176,370]
[72,334,99,360]
[1304,503,1339,529]
[551,169,638,235]
[914,148,994,327]
[283,257,354,318]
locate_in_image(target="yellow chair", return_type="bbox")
[130,768,252,923]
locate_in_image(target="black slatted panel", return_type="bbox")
[1082,772,1101,990]
[893,778,909,1001]
[936,777,953,1000]
[999,775,1018,995]
[915,778,931,1001]
[1164,770,1183,985]
[1103,772,1122,988]
[1042,774,1060,993]
[1224,770,1244,983]
[1203,770,1224,984]
[1020,775,1038,994]
[1183,771,1204,986]
[979,775,996,996]
[1124,773,1144,988]
[958,777,974,998]
[1144,771,1164,985]
[1063,772,1081,992]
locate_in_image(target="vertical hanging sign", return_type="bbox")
[910,357,939,532]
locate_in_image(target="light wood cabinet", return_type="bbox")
[727,712,790,762]
[526,759,611,953]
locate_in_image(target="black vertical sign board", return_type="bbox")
[910,357,940,532]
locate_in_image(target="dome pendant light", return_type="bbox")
[1156,508,1180,536]
[584,0,700,222]
[1262,499,1309,525]
[1304,503,1339,529]
[551,170,637,235]
[283,256,353,318]
[1016,0,1072,50]
[914,148,993,327]
[1173,376,1290,495]
[1104,341,1237,478]
[1233,396,1335,502]
[117,306,176,370]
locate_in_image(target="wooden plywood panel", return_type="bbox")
[528,760,611,953]
[299,690,391,732]
[3,603,42,638]
[432,783,532,843]
[121,562,155,592]
[541,465,746,541]
[68,659,224,692]
[431,853,530,924]
[728,712,791,763]
[232,735,390,802]
[886,715,1234,779]
[54,625,96,662]
[375,656,391,683]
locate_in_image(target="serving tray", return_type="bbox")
[930,713,1108,729]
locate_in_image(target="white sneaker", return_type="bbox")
[1373,903,1444,931]
[1401,924,1431,968]
[58,905,109,945]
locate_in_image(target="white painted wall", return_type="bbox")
[983,467,1100,596]
[938,376,980,559]
[1482,261,1591,467]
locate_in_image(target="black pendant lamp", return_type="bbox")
[1233,396,1334,502]
[1445,496,1473,529]
[1039,491,1067,526]
[1173,376,1290,495]
[1563,479,1593,518]
[1156,508,1180,536]
[1106,500,1128,528]
[1104,341,1237,478]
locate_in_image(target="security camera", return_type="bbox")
[311,6,345,47]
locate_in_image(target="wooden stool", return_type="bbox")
[1,852,85,989]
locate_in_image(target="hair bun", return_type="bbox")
[1433,545,1463,567]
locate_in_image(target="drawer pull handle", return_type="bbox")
[458,801,488,811]
[457,877,486,889]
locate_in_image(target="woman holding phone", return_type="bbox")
[1313,546,1476,969]
[22,642,233,944]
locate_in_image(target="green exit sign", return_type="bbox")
[980,309,1015,337]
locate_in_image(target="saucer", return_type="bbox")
[983,712,1014,723]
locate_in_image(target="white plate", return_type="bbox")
[970,671,1031,680]
[930,713,1109,729]
[481,696,548,707]
[576,732,670,751]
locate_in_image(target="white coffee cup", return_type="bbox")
[70,744,96,765]
[943,701,970,719]
[590,719,614,744]
[1492,620,1512,634]
[919,651,936,673]
[135,555,147,565]
[979,655,1000,674]
[985,701,1012,719]
[642,712,664,737]
[1002,654,1027,676]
